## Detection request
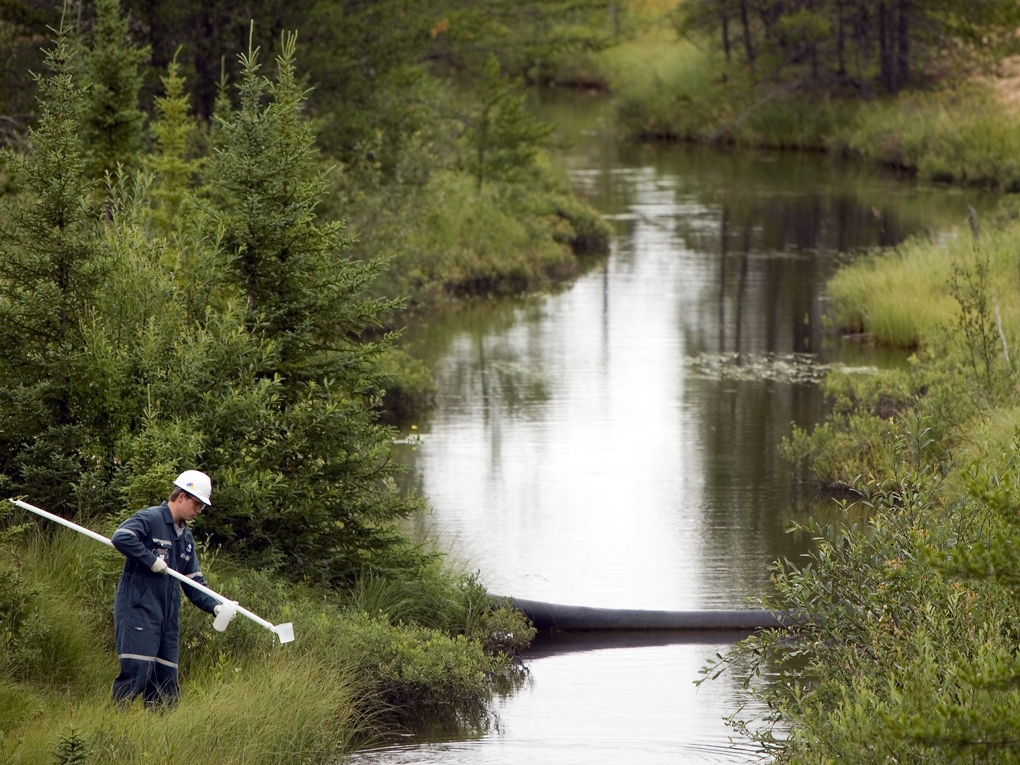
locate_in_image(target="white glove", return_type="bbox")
[150,558,168,574]
[214,604,222,615]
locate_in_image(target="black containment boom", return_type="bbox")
[504,597,792,632]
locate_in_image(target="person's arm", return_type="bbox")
[111,510,160,570]
[179,540,220,614]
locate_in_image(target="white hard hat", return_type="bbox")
[173,470,212,506]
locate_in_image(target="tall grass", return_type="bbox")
[826,236,960,348]
[525,0,685,88]
[832,85,1020,188]
[600,19,851,148]
[12,655,356,765]
[604,32,726,141]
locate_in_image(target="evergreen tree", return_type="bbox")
[300,0,433,169]
[461,54,553,191]
[53,727,92,765]
[423,0,622,77]
[80,0,149,179]
[188,33,422,581]
[0,17,109,514]
[144,51,203,234]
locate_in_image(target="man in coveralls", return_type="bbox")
[111,470,225,708]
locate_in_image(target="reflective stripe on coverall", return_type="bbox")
[111,502,218,707]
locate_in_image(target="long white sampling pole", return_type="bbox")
[7,498,294,644]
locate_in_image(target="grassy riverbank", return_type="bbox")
[704,195,1020,760]
[0,521,534,763]
[587,7,1020,190]
[0,7,561,759]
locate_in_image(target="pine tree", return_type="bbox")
[0,16,108,513]
[53,727,92,765]
[80,0,149,179]
[462,54,553,191]
[189,32,422,581]
[145,51,202,233]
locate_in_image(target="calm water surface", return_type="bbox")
[356,93,996,764]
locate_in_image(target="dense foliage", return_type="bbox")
[0,7,421,584]
[0,0,624,158]
[674,0,1020,96]
[0,5,573,754]
[0,16,543,754]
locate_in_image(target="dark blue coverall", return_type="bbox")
[111,501,218,707]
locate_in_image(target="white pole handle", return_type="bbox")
[10,498,115,548]
[7,498,293,643]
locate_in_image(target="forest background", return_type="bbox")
[6,0,1020,762]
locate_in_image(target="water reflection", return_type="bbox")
[395,176,935,609]
[351,633,769,765]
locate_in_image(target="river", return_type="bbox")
[352,91,996,763]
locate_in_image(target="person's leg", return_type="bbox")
[145,625,181,708]
[112,617,159,707]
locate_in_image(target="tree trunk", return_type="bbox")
[854,0,873,98]
[740,0,756,69]
[896,0,910,88]
[722,12,732,64]
[878,1,897,93]
[835,0,846,77]
[759,0,781,39]
[805,0,818,83]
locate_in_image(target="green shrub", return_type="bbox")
[611,42,727,141]
[781,369,914,488]
[0,563,38,680]
[334,611,498,724]
[340,569,535,658]
[467,601,536,657]
[714,438,1020,764]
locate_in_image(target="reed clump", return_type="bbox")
[783,206,1020,491]
[607,35,728,142]
[825,217,1020,349]
[832,85,1020,188]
